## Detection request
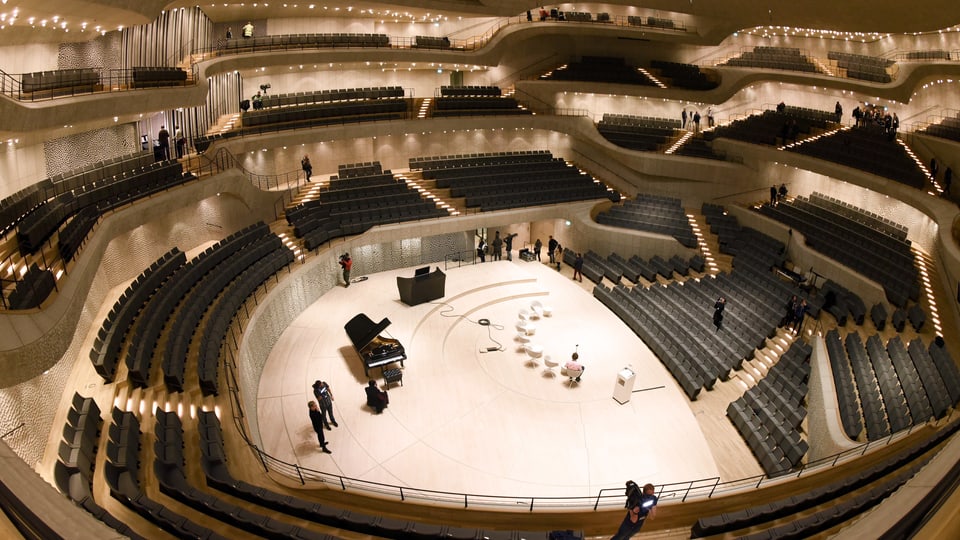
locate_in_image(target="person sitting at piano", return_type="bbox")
[365,380,389,414]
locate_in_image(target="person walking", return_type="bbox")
[693,110,701,133]
[242,21,254,38]
[713,296,725,331]
[547,235,558,264]
[770,185,778,205]
[477,238,487,262]
[308,401,332,453]
[301,155,313,182]
[930,157,939,181]
[311,380,338,429]
[157,125,170,160]
[339,253,352,287]
[174,127,186,159]
[573,252,584,282]
[554,243,563,271]
[681,108,688,130]
[612,482,658,540]
[534,238,543,261]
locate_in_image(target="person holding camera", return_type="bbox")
[613,482,658,539]
[338,253,352,287]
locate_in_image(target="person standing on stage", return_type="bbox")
[308,401,332,453]
[548,235,558,264]
[339,253,352,287]
[312,380,338,430]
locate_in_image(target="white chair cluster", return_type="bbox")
[515,299,557,374]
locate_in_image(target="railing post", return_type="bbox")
[295,464,305,485]
[708,477,720,498]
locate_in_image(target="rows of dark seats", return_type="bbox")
[828,51,894,83]
[287,164,447,251]
[903,50,951,60]
[130,67,187,88]
[650,60,718,90]
[196,240,294,395]
[20,68,99,96]
[104,408,228,539]
[573,249,704,286]
[756,194,918,307]
[919,114,960,143]
[595,193,696,247]
[600,114,681,130]
[0,151,150,240]
[431,96,530,117]
[808,191,907,241]
[438,85,501,97]
[242,98,408,128]
[18,160,190,255]
[154,409,331,539]
[163,231,292,394]
[673,137,726,160]
[413,35,450,49]
[413,150,618,211]
[723,46,821,73]
[627,16,678,30]
[126,223,270,387]
[597,115,678,152]
[786,124,928,188]
[409,150,551,171]
[592,217,816,400]
[826,329,959,442]
[727,341,812,476]
[197,411,565,539]
[540,56,656,85]
[89,248,186,381]
[222,33,389,51]
[693,417,960,537]
[820,279,867,326]
[6,263,56,310]
[53,394,145,539]
[260,86,404,109]
[57,206,99,262]
[704,109,831,146]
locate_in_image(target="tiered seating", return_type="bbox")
[438,85,501,97]
[223,33,389,52]
[808,192,908,241]
[195,237,295,395]
[432,96,530,117]
[919,113,960,143]
[89,249,186,381]
[828,51,894,83]
[411,151,618,212]
[562,11,594,22]
[18,159,192,256]
[130,67,187,88]
[603,252,704,285]
[756,194,918,307]
[288,163,447,251]
[126,223,269,387]
[259,86,403,109]
[650,60,718,90]
[626,16,679,30]
[540,56,657,85]
[413,35,450,48]
[820,280,867,326]
[6,263,56,309]
[595,193,696,247]
[20,68,99,97]
[674,137,726,160]
[242,93,408,129]
[928,339,960,406]
[786,124,928,188]
[903,50,951,60]
[104,408,227,539]
[726,341,812,476]
[0,181,49,237]
[703,109,832,146]
[827,330,956,442]
[53,395,143,539]
[153,409,327,538]
[162,227,292,393]
[723,46,821,73]
[597,114,680,152]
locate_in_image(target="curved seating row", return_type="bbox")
[596,194,696,248]
[222,33,389,52]
[89,248,186,381]
[6,263,56,310]
[242,98,408,128]
[540,56,656,85]
[21,68,99,96]
[692,416,960,537]
[438,85,501,97]
[431,96,529,116]
[259,86,403,109]
[126,222,270,387]
[409,150,552,171]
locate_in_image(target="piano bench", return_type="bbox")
[382,367,403,388]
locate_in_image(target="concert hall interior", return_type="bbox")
[1,1,960,539]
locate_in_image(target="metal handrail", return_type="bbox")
[0,66,198,102]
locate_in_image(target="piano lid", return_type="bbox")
[344,313,393,351]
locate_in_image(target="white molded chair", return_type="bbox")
[515,332,531,344]
[524,343,543,365]
[531,300,553,317]
[515,320,536,335]
[518,308,531,321]
[543,355,558,376]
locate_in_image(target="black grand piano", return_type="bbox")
[344,313,406,377]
